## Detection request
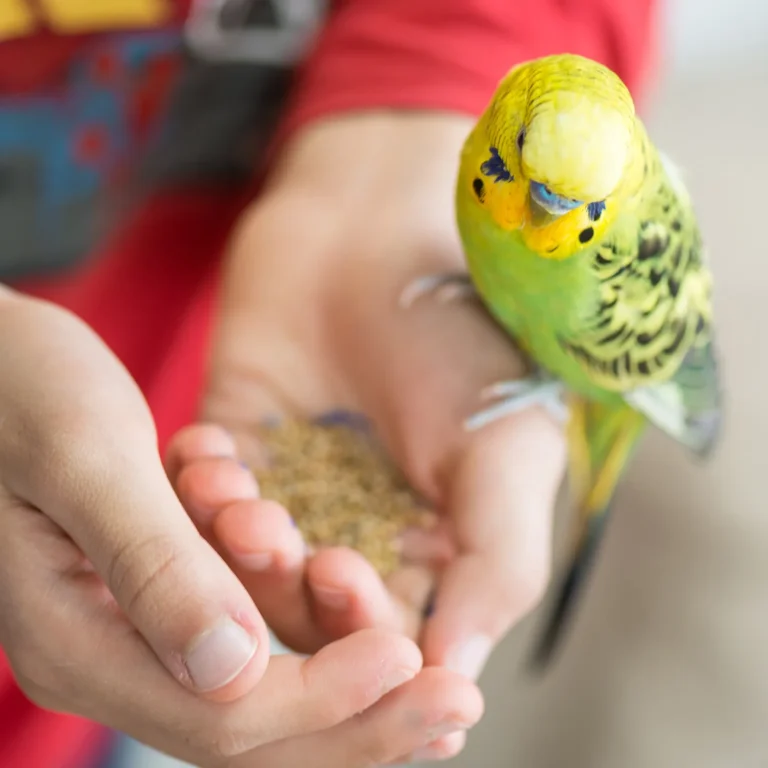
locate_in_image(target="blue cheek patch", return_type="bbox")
[480,147,513,183]
[587,200,606,221]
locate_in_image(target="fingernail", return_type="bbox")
[410,743,448,762]
[238,551,273,571]
[445,635,493,681]
[410,745,442,762]
[312,584,350,610]
[411,724,468,761]
[383,665,419,695]
[426,720,469,741]
[184,618,257,692]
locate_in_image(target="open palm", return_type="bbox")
[184,113,566,679]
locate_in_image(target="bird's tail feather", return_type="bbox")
[528,398,645,671]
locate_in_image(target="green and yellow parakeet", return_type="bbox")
[403,53,721,667]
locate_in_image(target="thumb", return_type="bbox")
[0,293,269,700]
[56,457,270,701]
[421,410,566,679]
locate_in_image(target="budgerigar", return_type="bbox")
[402,53,722,668]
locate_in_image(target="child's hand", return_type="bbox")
[200,112,567,683]
[0,287,483,766]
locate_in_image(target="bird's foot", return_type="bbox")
[465,372,569,430]
[399,273,476,308]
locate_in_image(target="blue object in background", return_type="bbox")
[0,30,181,279]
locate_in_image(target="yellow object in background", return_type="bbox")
[39,0,170,33]
[0,0,36,40]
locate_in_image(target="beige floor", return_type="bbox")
[432,68,768,768]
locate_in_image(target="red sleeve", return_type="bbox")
[277,0,659,144]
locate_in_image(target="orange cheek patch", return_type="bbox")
[485,181,528,231]
[522,210,591,260]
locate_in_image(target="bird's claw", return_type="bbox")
[400,276,569,428]
[399,273,476,308]
[466,375,569,430]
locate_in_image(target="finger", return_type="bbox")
[306,547,416,639]
[398,520,457,565]
[0,505,427,762]
[392,730,468,765]
[245,667,483,768]
[214,498,304,572]
[175,455,261,530]
[66,470,269,700]
[384,564,436,617]
[213,498,326,652]
[215,503,421,648]
[164,423,239,486]
[327,248,566,680]
[0,299,271,699]
[422,410,565,679]
[412,730,468,763]
[166,434,324,650]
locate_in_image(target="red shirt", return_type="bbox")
[3,1,658,765]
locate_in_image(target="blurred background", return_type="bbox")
[432,1,768,766]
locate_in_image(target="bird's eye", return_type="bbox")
[530,181,582,216]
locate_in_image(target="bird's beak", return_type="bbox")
[527,192,556,229]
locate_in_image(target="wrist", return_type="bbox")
[265,111,474,210]
[237,111,474,284]
[230,110,476,313]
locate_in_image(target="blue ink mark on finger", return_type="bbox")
[587,200,606,221]
[422,588,437,619]
[314,409,372,431]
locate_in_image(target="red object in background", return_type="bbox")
[276,0,659,151]
[0,1,658,765]
[0,1,188,96]
[91,50,122,85]
[74,124,109,163]
[17,187,248,446]
[129,51,182,143]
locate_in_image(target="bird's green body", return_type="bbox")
[457,182,624,407]
[449,53,721,666]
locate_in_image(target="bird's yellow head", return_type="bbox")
[462,54,637,259]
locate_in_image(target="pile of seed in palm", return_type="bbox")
[254,412,433,576]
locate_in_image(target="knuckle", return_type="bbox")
[106,533,192,616]
[298,663,356,731]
